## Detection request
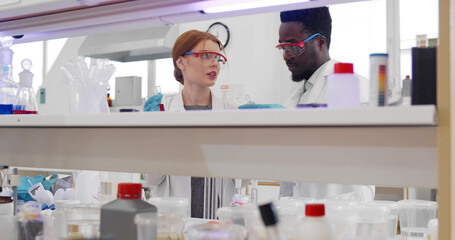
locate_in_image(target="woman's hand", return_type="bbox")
[143,93,163,111]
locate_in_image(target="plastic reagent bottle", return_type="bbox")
[298,203,335,240]
[401,75,412,106]
[13,59,38,114]
[0,36,17,113]
[259,202,287,240]
[100,183,157,240]
[327,62,360,109]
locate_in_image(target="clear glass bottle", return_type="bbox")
[0,36,17,113]
[12,59,38,114]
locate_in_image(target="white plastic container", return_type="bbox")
[53,200,80,239]
[397,200,437,239]
[298,203,335,240]
[327,62,360,109]
[364,200,400,238]
[427,218,438,240]
[369,53,388,106]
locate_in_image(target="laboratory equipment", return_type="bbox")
[53,200,80,239]
[364,200,400,238]
[134,212,158,240]
[250,180,258,204]
[411,47,437,105]
[217,206,247,226]
[18,201,44,240]
[299,204,335,240]
[99,171,141,204]
[65,203,101,239]
[148,197,188,239]
[27,182,54,210]
[354,204,389,240]
[12,59,38,114]
[0,214,17,239]
[74,170,100,204]
[275,198,307,240]
[155,212,186,240]
[186,223,248,240]
[100,183,157,240]
[259,202,287,240]
[427,218,438,240]
[148,197,189,218]
[369,53,388,106]
[327,62,360,109]
[0,36,18,113]
[401,75,412,106]
[61,57,115,114]
[398,199,437,239]
[143,93,163,112]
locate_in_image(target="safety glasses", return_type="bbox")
[276,33,323,57]
[183,51,228,65]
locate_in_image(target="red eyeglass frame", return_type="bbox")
[184,51,228,63]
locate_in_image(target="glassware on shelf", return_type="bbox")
[12,58,38,114]
[0,36,18,114]
[61,57,116,114]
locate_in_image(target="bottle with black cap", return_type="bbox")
[259,202,287,240]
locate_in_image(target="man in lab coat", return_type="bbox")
[278,7,374,200]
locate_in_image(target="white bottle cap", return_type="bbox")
[0,48,13,65]
[19,58,34,88]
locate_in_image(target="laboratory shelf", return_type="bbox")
[0,105,437,189]
[0,105,437,127]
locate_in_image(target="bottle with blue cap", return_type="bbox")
[12,58,38,114]
[0,36,18,114]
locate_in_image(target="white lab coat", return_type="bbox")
[283,59,368,108]
[281,59,374,200]
[146,89,246,214]
[162,88,238,111]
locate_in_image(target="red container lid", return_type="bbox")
[305,203,325,217]
[334,63,354,74]
[117,183,142,199]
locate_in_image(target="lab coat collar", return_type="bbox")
[167,88,226,111]
[305,59,338,103]
[283,59,338,108]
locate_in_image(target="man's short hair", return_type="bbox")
[280,7,332,49]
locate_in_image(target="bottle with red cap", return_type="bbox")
[100,183,157,240]
[327,62,360,109]
[298,203,335,240]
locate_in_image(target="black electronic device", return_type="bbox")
[411,47,437,105]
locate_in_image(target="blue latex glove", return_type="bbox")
[143,93,163,111]
[18,174,58,202]
[238,104,286,109]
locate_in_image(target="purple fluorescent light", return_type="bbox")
[203,0,310,14]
